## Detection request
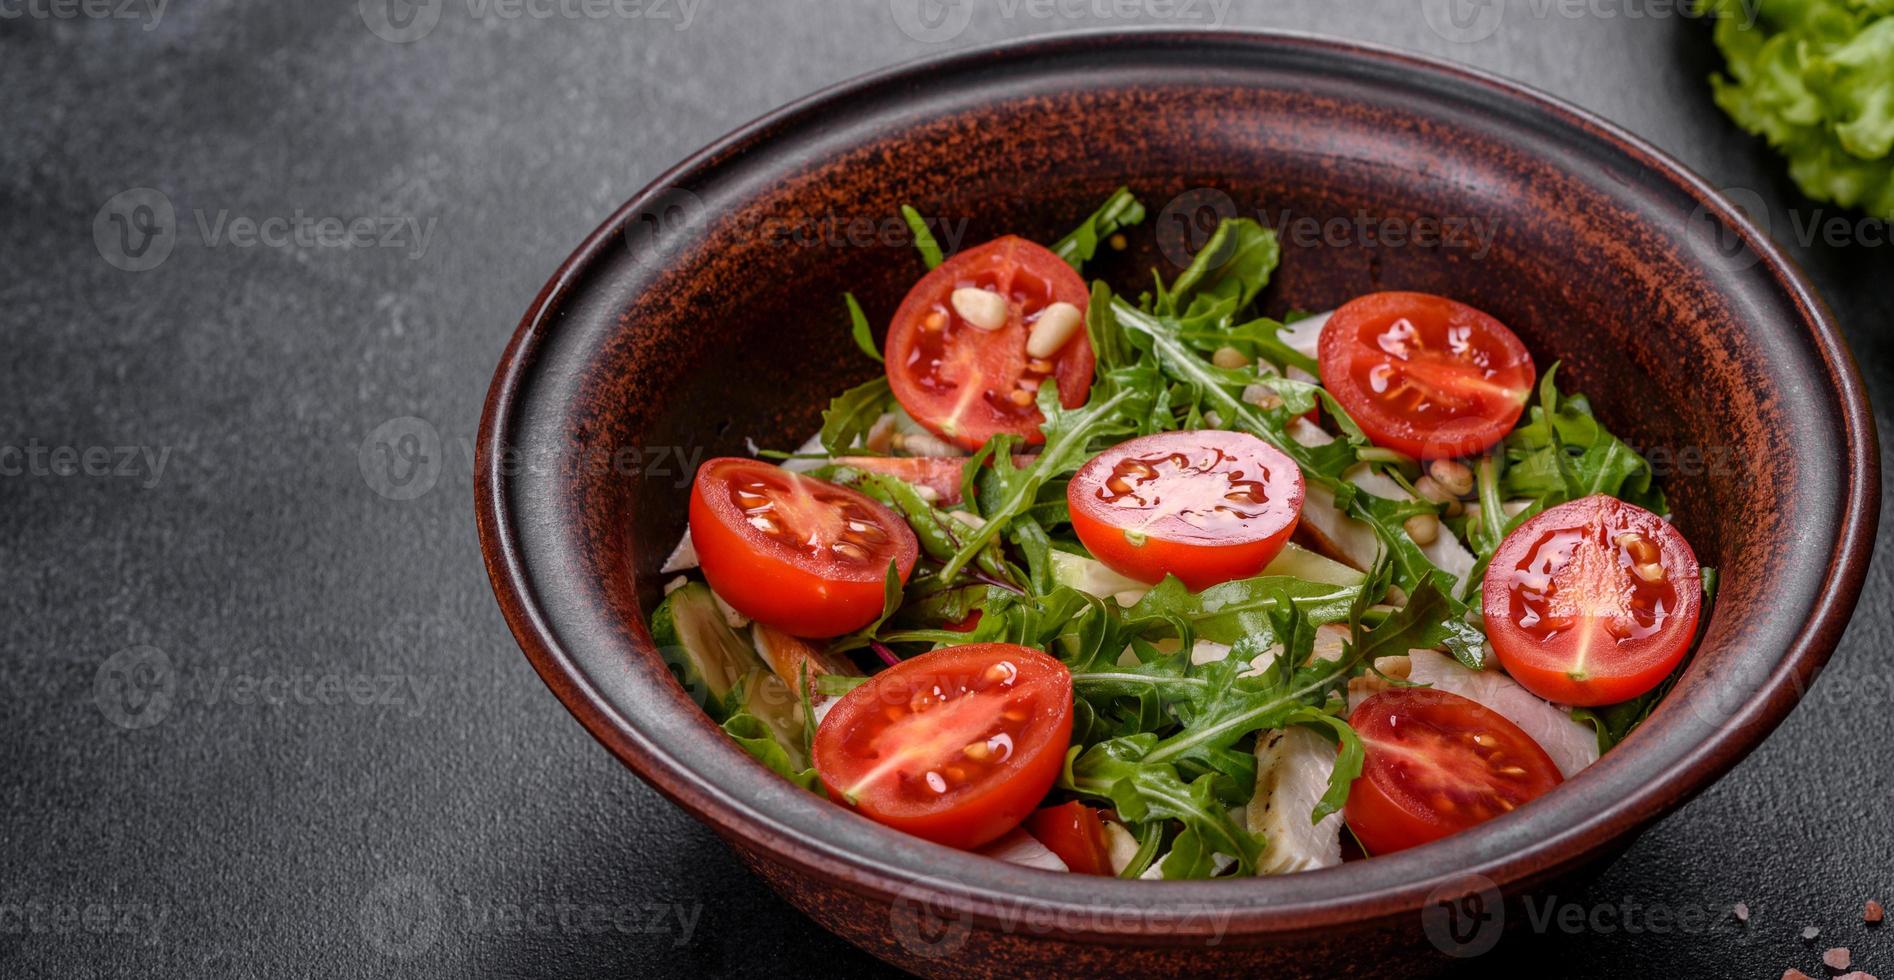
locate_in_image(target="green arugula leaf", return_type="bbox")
[844,292,882,363]
[901,205,945,269]
[817,376,893,455]
[1051,187,1146,270]
[937,378,1149,582]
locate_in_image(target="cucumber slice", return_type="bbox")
[1260,542,1365,588]
[649,582,766,719]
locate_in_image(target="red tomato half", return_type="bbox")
[883,237,1094,451]
[690,458,918,637]
[813,643,1073,850]
[1316,292,1534,459]
[1067,430,1304,591]
[1482,494,1702,707]
[1024,802,1114,876]
[1345,688,1563,855]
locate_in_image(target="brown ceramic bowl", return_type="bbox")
[476,31,1878,977]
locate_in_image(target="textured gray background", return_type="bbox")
[1,1,1888,977]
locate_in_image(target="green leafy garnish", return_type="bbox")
[1051,187,1146,270]
[901,204,945,269]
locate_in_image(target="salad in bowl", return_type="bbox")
[648,190,1713,881]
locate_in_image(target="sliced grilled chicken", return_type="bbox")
[1247,726,1345,874]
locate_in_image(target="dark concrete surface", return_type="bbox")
[1,1,1887,977]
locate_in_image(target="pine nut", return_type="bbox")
[1241,384,1283,411]
[1211,346,1250,369]
[1025,301,1083,357]
[1615,531,1660,565]
[950,287,1009,330]
[1428,458,1475,496]
[1415,475,1453,504]
[1404,513,1439,546]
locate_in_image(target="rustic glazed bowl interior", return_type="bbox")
[478,31,1875,958]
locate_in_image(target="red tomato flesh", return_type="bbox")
[1482,494,1702,707]
[689,458,918,637]
[1067,430,1304,591]
[1345,688,1563,856]
[883,236,1094,451]
[1024,802,1114,876]
[1316,291,1534,459]
[813,643,1073,850]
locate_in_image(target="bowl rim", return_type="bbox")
[476,28,1880,939]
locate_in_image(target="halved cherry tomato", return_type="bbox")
[1316,291,1534,459]
[1345,688,1563,855]
[832,454,1036,506]
[813,643,1073,850]
[1067,430,1304,591]
[690,458,918,637]
[1482,494,1702,707]
[883,237,1093,451]
[1024,801,1114,876]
